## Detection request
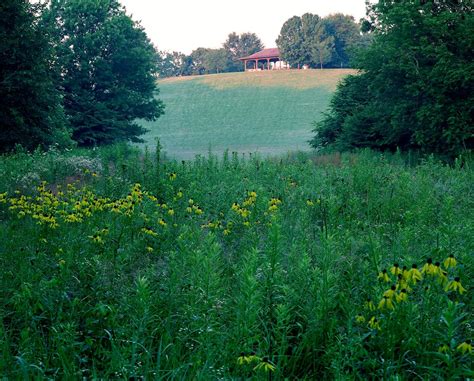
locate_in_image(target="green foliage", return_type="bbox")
[324,14,364,68]
[276,16,305,67]
[188,47,230,75]
[277,13,363,69]
[157,51,192,77]
[46,0,164,147]
[158,32,264,78]
[0,147,473,378]
[223,32,264,72]
[0,0,72,152]
[311,1,474,155]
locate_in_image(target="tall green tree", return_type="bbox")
[276,16,305,68]
[204,49,229,74]
[310,20,335,69]
[157,51,189,77]
[311,0,474,155]
[301,13,321,66]
[224,32,264,71]
[324,14,361,68]
[46,0,164,146]
[190,47,212,75]
[0,0,71,152]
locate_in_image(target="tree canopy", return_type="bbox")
[277,13,363,69]
[224,32,264,72]
[310,0,474,156]
[0,0,71,152]
[157,32,264,77]
[46,0,164,146]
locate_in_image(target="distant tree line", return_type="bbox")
[157,13,366,78]
[0,0,164,152]
[157,32,264,77]
[310,0,474,156]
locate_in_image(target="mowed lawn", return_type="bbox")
[140,69,355,159]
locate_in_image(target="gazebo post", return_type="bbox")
[267,58,270,70]
[255,59,258,70]
[244,60,247,72]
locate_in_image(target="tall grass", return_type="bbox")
[0,146,472,379]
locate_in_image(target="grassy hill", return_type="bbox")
[140,69,355,159]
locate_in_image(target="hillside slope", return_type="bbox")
[140,69,355,159]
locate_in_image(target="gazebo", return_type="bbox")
[239,48,288,71]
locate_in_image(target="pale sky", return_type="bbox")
[119,0,369,54]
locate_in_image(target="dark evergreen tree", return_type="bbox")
[0,0,71,152]
[46,0,164,146]
[311,0,474,155]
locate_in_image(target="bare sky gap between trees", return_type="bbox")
[119,0,371,54]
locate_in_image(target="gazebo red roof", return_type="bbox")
[239,48,280,61]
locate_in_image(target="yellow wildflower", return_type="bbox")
[368,316,381,330]
[437,270,448,287]
[408,264,423,284]
[390,263,402,276]
[355,314,365,324]
[158,218,167,227]
[422,258,436,275]
[445,277,466,294]
[378,296,394,311]
[146,246,154,253]
[383,285,397,299]
[377,269,391,283]
[254,357,276,373]
[402,265,410,280]
[89,234,103,244]
[141,227,158,237]
[237,352,260,365]
[396,289,408,303]
[364,299,376,311]
[444,254,457,269]
[456,340,472,355]
[169,172,177,181]
[306,199,314,206]
[168,209,174,216]
[268,204,278,212]
[438,344,450,353]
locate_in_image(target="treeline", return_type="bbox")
[158,13,367,77]
[157,32,263,77]
[277,13,369,69]
[0,0,163,152]
[310,0,474,156]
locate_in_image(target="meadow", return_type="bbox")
[0,145,472,379]
[141,70,354,159]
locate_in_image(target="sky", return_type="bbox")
[119,0,369,54]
